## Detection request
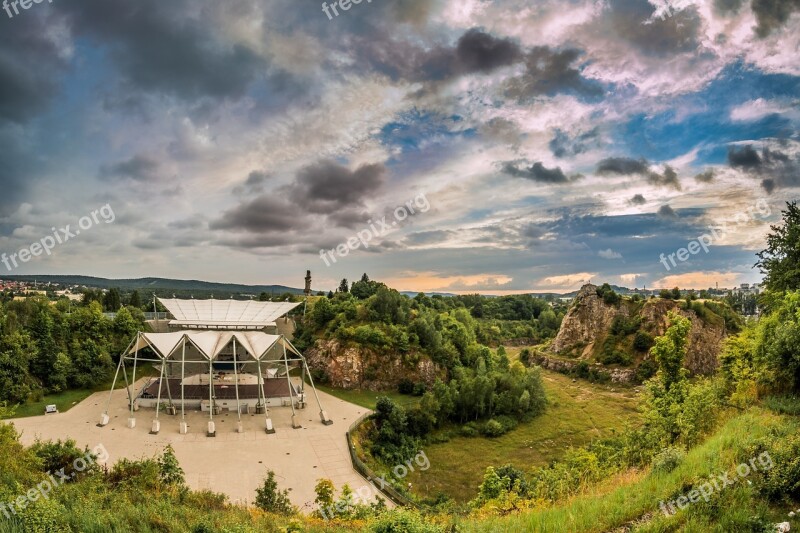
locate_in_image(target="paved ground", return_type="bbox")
[10,379,379,513]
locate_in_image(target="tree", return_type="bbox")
[158,445,185,488]
[671,287,681,300]
[338,279,349,293]
[103,288,122,312]
[756,201,800,293]
[255,470,295,515]
[128,290,142,308]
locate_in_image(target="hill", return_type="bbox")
[1,275,304,298]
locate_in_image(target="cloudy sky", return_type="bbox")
[1,0,798,293]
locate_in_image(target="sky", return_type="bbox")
[0,0,798,294]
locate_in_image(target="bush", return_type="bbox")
[371,509,445,533]
[412,382,427,396]
[651,446,685,473]
[633,331,654,352]
[482,419,507,438]
[764,394,800,415]
[494,415,518,433]
[460,424,479,437]
[398,379,414,395]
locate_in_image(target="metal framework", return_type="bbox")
[100,331,332,435]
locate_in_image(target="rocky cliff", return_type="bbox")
[551,284,727,375]
[304,338,444,390]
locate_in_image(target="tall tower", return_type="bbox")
[304,270,312,297]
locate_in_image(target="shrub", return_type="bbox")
[633,331,654,352]
[460,424,479,437]
[764,394,800,415]
[651,446,685,473]
[494,415,518,433]
[371,509,445,533]
[412,382,427,396]
[398,379,414,395]
[482,419,506,438]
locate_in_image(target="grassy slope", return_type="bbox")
[458,408,799,533]
[404,371,640,502]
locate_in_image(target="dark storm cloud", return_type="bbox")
[658,205,678,218]
[727,144,800,192]
[0,14,67,123]
[358,28,522,83]
[646,165,681,190]
[210,195,308,233]
[596,157,650,175]
[728,145,762,168]
[501,161,576,184]
[549,128,600,158]
[695,169,716,183]
[455,28,523,73]
[287,160,386,214]
[99,155,160,182]
[751,0,800,37]
[0,128,39,215]
[604,0,703,57]
[505,48,603,101]
[58,0,265,101]
[629,194,647,205]
[327,209,369,229]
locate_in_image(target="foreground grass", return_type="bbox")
[386,370,640,503]
[458,408,799,532]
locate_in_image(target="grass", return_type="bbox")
[399,370,640,503]
[459,408,799,533]
[764,394,800,416]
[8,364,159,419]
[315,383,420,411]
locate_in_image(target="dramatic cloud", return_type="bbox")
[59,0,266,101]
[210,195,307,234]
[629,194,647,205]
[501,161,575,183]
[695,169,716,183]
[727,143,800,192]
[658,205,678,218]
[728,145,763,168]
[288,160,387,214]
[598,248,623,259]
[751,0,800,37]
[597,157,650,175]
[646,165,681,190]
[505,47,603,101]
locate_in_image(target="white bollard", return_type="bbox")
[237,421,243,433]
[99,413,110,426]
[320,410,333,426]
[265,418,275,434]
[179,422,188,434]
[207,421,216,437]
[151,420,160,434]
[127,418,136,429]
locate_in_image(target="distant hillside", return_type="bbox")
[1,275,305,298]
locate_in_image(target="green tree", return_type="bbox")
[338,279,349,293]
[756,201,800,293]
[255,470,295,515]
[128,290,142,308]
[158,445,185,488]
[103,288,122,312]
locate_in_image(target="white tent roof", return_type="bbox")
[130,331,299,361]
[158,298,302,328]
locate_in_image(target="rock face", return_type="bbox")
[551,284,629,354]
[304,338,444,390]
[551,284,727,375]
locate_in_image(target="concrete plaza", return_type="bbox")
[10,379,378,512]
